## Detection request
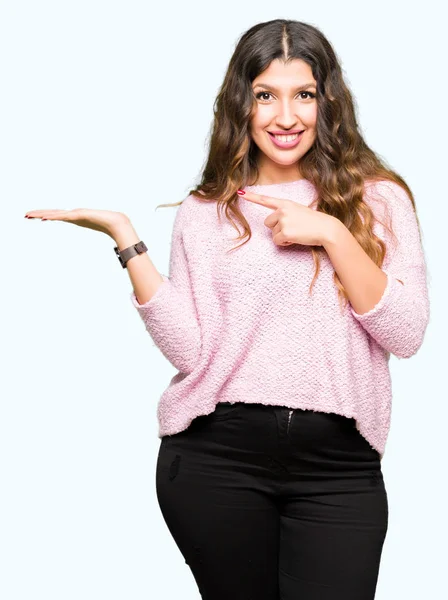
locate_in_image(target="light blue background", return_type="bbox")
[1,1,445,598]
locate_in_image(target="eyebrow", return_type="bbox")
[252,82,317,92]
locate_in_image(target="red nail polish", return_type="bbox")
[237,189,245,195]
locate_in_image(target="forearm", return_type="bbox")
[115,213,202,372]
[322,217,389,315]
[112,220,163,305]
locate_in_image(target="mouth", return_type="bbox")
[267,130,305,148]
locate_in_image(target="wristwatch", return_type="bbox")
[114,240,148,269]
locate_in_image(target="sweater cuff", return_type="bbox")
[350,269,395,321]
[130,274,169,308]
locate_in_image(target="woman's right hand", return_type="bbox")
[24,207,130,239]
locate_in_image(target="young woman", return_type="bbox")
[25,19,430,600]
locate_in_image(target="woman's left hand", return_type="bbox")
[238,189,335,247]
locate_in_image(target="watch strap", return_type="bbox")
[114,240,148,268]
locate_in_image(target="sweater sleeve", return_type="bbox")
[350,181,430,359]
[129,196,201,373]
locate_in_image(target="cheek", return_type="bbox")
[251,105,274,129]
[249,121,264,142]
[305,104,318,126]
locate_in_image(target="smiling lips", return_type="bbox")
[268,130,304,148]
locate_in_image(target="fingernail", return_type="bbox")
[237,189,245,195]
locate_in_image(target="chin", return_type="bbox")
[267,151,306,165]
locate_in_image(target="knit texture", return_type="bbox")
[131,179,430,459]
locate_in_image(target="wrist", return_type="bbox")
[321,215,345,248]
[111,220,140,250]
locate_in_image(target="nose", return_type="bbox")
[275,98,300,129]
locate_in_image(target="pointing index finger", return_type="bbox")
[237,189,283,210]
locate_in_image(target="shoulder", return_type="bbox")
[363,178,413,208]
[177,191,216,210]
[173,192,217,232]
[362,178,416,223]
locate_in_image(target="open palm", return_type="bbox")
[24,208,129,238]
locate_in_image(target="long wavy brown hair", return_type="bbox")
[156,18,424,312]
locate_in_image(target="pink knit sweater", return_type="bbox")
[130,179,430,458]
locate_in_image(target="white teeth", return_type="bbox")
[273,133,300,142]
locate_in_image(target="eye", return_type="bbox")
[254,91,316,102]
[255,91,273,102]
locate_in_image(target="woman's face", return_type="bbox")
[249,58,318,182]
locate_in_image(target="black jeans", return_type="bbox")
[156,402,389,600]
